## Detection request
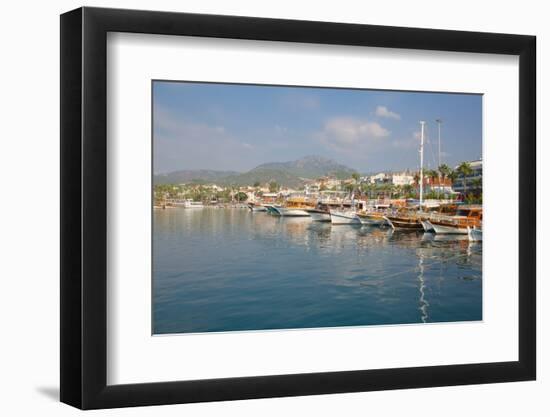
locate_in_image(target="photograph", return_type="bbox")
[152,81,483,335]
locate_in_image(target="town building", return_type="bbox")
[369,173,387,184]
[452,159,482,194]
[391,172,414,186]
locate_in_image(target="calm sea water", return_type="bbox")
[153,208,482,334]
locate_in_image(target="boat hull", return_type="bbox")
[183,203,204,208]
[384,216,423,230]
[248,205,267,212]
[427,221,468,234]
[330,211,361,225]
[274,207,311,217]
[358,215,386,226]
[264,205,282,215]
[307,210,331,222]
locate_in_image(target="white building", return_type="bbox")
[369,173,387,184]
[453,159,482,193]
[391,173,414,186]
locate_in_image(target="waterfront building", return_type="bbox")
[391,172,415,186]
[369,173,387,184]
[453,159,482,194]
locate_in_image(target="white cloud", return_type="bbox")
[314,116,390,153]
[375,105,401,120]
[323,116,389,143]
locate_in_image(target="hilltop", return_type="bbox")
[153,156,358,187]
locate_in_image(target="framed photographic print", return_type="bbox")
[60,7,536,409]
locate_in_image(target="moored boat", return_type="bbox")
[247,203,267,212]
[384,213,423,230]
[305,205,331,222]
[180,199,204,208]
[356,211,387,226]
[330,209,361,225]
[427,206,482,234]
[274,206,311,217]
[273,197,315,217]
[264,204,281,215]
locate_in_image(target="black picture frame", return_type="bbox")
[60,6,536,410]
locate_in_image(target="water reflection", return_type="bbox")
[153,208,482,334]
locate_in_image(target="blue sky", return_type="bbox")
[153,81,482,174]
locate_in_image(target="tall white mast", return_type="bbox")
[436,118,442,169]
[419,121,425,209]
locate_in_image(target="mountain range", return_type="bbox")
[154,156,358,188]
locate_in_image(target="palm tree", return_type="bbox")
[413,172,420,186]
[457,162,473,194]
[351,172,360,183]
[471,178,482,195]
[438,164,450,180]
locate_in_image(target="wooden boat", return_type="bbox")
[427,206,482,234]
[418,203,460,232]
[384,210,423,230]
[273,197,314,217]
[356,211,387,226]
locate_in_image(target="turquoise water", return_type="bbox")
[153,208,482,334]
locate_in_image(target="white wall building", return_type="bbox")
[453,159,483,193]
[391,173,415,186]
[369,173,387,184]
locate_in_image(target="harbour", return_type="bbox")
[152,82,484,335]
[153,206,482,334]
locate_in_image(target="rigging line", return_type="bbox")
[425,126,438,169]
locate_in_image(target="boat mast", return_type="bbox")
[436,118,442,169]
[419,121,425,210]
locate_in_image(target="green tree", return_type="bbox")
[426,169,439,183]
[438,164,451,180]
[457,162,473,194]
[268,181,280,193]
[351,172,360,183]
[471,178,482,199]
[235,192,248,202]
[413,172,420,193]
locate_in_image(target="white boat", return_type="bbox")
[330,209,360,225]
[183,200,204,209]
[425,220,468,234]
[248,203,267,212]
[306,208,331,222]
[467,226,482,241]
[273,206,311,217]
